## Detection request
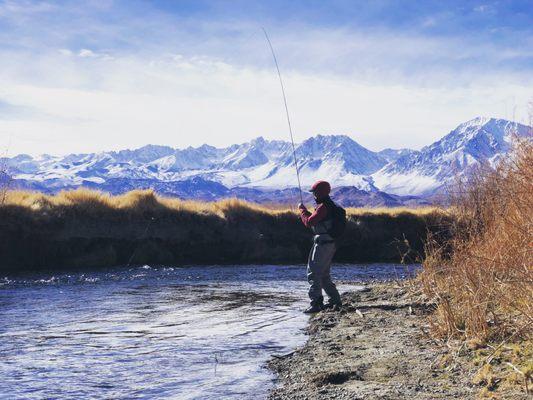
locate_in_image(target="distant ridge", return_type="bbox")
[3,117,530,205]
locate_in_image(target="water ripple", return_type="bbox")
[0,263,418,399]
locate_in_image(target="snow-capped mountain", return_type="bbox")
[372,117,531,195]
[377,148,417,164]
[243,135,386,190]
[3,117,530,202]
[4,134,387,192]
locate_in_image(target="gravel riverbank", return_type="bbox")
[268,283,496,400]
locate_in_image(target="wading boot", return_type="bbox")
[303,304,322,314]
[323,301,342,311]
[303,297,324,314]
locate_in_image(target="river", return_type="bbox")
[0,264,417,399]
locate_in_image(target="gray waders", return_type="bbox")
[307,234,341,307]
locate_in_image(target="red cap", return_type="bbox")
[309,180,331,198]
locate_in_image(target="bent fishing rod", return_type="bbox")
[262,28,303,204]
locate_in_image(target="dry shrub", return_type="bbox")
[4,190,55,210]
[420,140,533,342]
[114,189,163,212]
[159,197,215,215]
[56,188,113,210]
[346,206,441,217]
[211,198,278,224]
[214,197,288,218]
[0,156,12,206]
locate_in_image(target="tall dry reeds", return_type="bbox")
[420,139,533,343]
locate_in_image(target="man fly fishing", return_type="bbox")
[262,29,346,313]
[299,180,346,313]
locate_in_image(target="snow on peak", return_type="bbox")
[373,117,531,196]
[6,118,529,198]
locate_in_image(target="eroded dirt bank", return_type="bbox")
[268,283,526,400]
[0,191,450,272]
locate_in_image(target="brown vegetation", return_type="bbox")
[1,189,440,217]
[0,156,11,206]
[0,189,448,272]
[419,140,533,395]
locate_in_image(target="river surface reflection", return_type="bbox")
[0,264,418,399]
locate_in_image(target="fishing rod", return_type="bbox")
[262,28,303,204]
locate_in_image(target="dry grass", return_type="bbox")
[419,140,533,394]
[0,187,448,270]
[420,140,532,341]
[345,206,442,217]
[0,155,11,206]
[2,188,439,218]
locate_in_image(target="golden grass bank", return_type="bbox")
[0,189,449,271]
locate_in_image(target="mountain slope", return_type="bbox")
[4,134,387,191]
[251,135,387,189]
[372,117,531,195]
[3,117,530,202]
[377,148,417,163]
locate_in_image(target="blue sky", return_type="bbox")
[0,0,531,155]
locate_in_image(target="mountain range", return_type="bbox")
[2,117,530,206]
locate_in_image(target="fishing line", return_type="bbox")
[126,216,155,267]
[262,27,303,204]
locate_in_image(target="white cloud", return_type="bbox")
[473,4,495,14]
[0,50,531,156]
[58,48,73,56]
[76,48,113,60]
[0,2,531,156]
[0,0,56,17]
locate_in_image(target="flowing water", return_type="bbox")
[0,264,418,400]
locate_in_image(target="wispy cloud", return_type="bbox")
[0,0,531,155]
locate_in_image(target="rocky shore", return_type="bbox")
[268,283,527,400]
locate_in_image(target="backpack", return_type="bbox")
[324,199,347,239]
